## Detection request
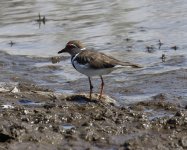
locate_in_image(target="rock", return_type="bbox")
[1,104,14,109]
[0,82,18,93]
[175,111,185,117]
[11,87,20,93]
[0,87,9,93]
[179,136,187,148]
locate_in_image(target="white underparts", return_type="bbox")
[72,60,115,76]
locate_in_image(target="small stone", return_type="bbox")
[0,87,9,92]
[167,118,177,125]
[11,87,20,93]
[21,117,29,122]
[23,110,29,115]
[175,111,185,117]
[179,136,187,148]
[1,104,14,109]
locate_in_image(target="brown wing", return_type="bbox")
[74,50,114,69]
[75,50,141,69]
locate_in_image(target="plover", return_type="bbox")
[58,40,141,100]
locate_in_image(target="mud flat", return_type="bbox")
[0,71,187,150]
[0,51,187,149]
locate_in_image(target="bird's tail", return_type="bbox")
[118,61,143,68]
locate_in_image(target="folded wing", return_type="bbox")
[75,50,142,69]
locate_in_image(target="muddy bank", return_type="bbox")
[0,51,187,149]
[0,81,187,150]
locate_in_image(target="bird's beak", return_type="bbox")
[58,48,65,54]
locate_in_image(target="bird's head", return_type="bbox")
[58,40,85,55]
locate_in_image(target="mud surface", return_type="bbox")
[0,51,187,149]
[0,75,187,150]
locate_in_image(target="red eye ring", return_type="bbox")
[66,44,78,48]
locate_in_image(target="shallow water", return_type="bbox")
[0,0,187,104]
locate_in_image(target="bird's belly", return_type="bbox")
[73,63,113,77]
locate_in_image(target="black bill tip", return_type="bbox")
[58,49,63,54]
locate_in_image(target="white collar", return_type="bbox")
[80,47,86,50]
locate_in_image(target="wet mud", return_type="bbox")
[0,51,187,149]
[0,71,187,150]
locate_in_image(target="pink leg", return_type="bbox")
[99,76,104,100]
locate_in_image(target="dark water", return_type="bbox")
[0,0,187,104]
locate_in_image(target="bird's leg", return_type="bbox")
[88,77,93,100]
[99,76,104,100]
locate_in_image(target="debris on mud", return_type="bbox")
[0,82,187,150]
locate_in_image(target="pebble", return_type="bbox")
[11,87,20,93]
[180,136,187,148]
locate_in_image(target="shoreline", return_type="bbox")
[0,78,187,149]
[0,51,187,149]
